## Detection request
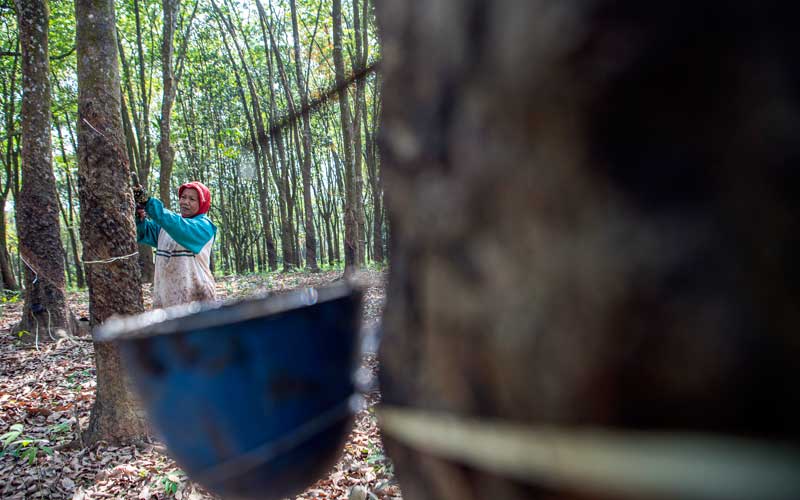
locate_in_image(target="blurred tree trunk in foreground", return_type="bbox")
[377,1,800,499]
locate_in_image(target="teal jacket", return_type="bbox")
[136,198,216,253]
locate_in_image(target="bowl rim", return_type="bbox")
[95,282,359,342]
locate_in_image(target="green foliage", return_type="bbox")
[66,369,92,391]
[49,421,72,437]
[1,290,20,303]
[0,423,54,465]
[364,442,393,476]
[0,424,23,448]
[160,470,184,497]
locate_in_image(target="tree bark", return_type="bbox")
[132,0,152,195]
[332,0,358,277]
[1,47,20,292]
[118,45,155,284]
[15,0,73,339]
[157,0,180,207]
[377,1,800,499]
[54,116,86,289]
[214,0,278,271]
[364,77,383,263]
[76,0,148,445]
[0,206,17,291]
[217,19,275,276]
[290,0,319,272]
[351,0,367,265]
[254,0,295,270]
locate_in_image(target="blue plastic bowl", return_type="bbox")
[97,284,363,500]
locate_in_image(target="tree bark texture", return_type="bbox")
[256,3,296,271]
[364,79,383,263]
[132,0,152,196]
[15,0,73,338]
[332,0,358,277]
[54,120,86,289]
[76,0,148,445]
[157,0,180,208]
[290,0,319,272]
[352,0,367,265]
[1,50,20,292]
[119,79,155,283]
[0,201,18,291]
[217,0,279,272]
[377,1,800,499]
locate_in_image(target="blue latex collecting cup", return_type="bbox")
[96,283,363,500]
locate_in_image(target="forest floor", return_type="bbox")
[0,269,401,500]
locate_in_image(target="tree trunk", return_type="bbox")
[54,117,86,289]
[1,47,20,292]
[364,80,383,263]
[157,0,180,207]
[118,56,154,284]
[15,0,74,339]
[332,0,358,277]
[76,0,148,445]
[290,0,319,272]
[0,196,18,291]
[132,0,152,196]
[286,132,300,268]
[254,0,294,270]
[377,1,800,499]
[214,0,277,272]
[351,0,367,265]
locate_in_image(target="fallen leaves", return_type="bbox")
[1,270,400,500]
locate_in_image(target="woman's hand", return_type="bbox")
[132,184,150,205]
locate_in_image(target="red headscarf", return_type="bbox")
[178,181,212,216]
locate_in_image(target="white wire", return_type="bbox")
[81,251,139,265]
[32,312,39,352]
[47,308,55,341]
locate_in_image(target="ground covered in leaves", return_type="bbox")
[0,269,400,500]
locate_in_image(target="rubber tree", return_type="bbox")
[14,0,74,339]
[376,1,800,499]
[76,0,148,445]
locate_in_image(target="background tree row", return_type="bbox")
[0,0,385,293]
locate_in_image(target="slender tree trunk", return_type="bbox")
[332,0,357,277]
[118,49,154,283]
[54,117,86,288]
[219,24,275,276]
[286,131,300,268]
[352,0,367,265]
[76,0,148,445]
[365,83,384,263]
[0,200,17,291]
[15,0,74,339]
[289,0,319,272]
[325,215,334,266]
[1,47,20,291]
[214,0,278,271]
[132,0,152,194]
[157,0,180,206]
[255,1,296,270]
[116,39,140,180]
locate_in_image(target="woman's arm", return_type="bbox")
[136,218,161,248]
